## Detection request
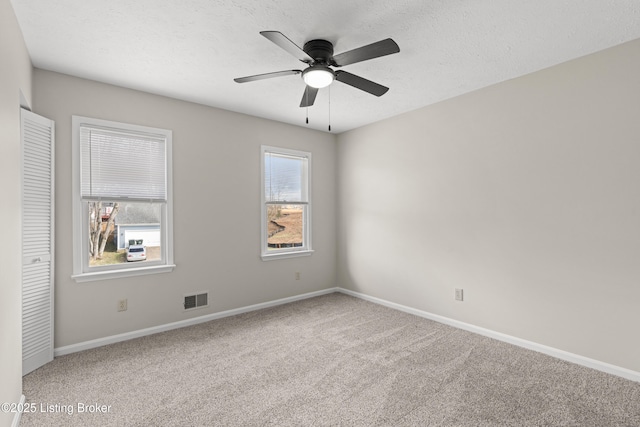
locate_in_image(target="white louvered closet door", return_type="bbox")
[21,109,55,376]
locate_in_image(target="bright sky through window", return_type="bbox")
[265,153,303,202]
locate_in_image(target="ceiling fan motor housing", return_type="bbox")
[303,39,335,65]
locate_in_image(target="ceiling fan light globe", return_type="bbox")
[302,67,334,89]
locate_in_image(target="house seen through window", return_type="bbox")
[88,201,162,266]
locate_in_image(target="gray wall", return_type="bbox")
[33,70,337,348]
[337,39,640,372]
[0,0,32,425]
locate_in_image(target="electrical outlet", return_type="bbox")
[455,289,464,301]
[295,272,301,280]
[118,299,128,312]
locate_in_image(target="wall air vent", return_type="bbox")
[184,292,208,310]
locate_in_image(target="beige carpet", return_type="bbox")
[21,293,640,426]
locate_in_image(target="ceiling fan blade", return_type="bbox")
[332,38,400,67]
[335,70,389,96]
[300,86,319,107]
[260,31,314,63]
[234,69,301,83]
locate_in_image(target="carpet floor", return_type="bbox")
[21,293,640,426]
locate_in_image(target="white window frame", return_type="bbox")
[71,116,175,282]
[261,145,313,261]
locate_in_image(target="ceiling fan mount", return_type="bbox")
[303,39,335,65]
[234,31,400,108]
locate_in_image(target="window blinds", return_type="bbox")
[80,126,166,201]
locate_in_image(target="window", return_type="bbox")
[261,146,312,260]
[72,116,174,281]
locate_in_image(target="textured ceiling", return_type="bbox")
[10,0,640,133]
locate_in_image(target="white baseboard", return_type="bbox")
[55,287,338,357]
[53,285,639,384]
[11,395,25,427]
[337,287,640,383]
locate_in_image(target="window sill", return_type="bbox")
[72,264,176,283]
[261,250,314,261]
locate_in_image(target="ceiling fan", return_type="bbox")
[234,31,400,108]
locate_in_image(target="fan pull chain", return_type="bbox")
[328,85,331,132]
[305,88,309,124]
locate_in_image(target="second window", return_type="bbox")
[261,146,312,259]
